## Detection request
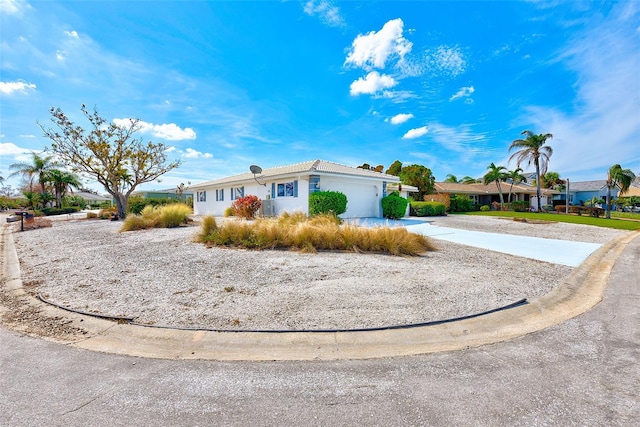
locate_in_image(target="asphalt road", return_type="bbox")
[1,232,638,426]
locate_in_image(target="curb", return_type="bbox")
[2,222,638,361]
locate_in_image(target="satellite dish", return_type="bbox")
[250,164,266,186]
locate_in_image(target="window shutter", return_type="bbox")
[294,180,298,197]
[271,182,276,199]
[231,188,234,200]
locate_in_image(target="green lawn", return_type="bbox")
[458,211,640,231]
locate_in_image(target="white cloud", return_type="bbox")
[349,71,397,96]
[425,45,466,77]
[387,113,414,125]
[0,142,29,156]
[183,148,213,159]
[520,2,640,179]
[303,0,345,27]
[56,50,67,61]
[164,146,177,153]
[402,126,429,139]
[345,18,412,70]
[113,119,197,141]
[450,86,475,101]
[0,0,21,14]
[64,30,79,38]
[0,80,37,95]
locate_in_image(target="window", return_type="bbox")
[197,191,206,202]
[274,180,298,198]
[231,186,244,200]
[216,189,224,201]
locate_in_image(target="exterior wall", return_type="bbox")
[572,189,611,205]
[269,177,310,215]
[193,174,389,218]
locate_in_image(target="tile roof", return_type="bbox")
[190,159,399,189]
[434,181,559,195]
[567,180,608,192]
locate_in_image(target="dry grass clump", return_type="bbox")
[21,217,53,231]
[196,212,434,256]
[121,203,192,231]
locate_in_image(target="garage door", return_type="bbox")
[323,180,380,218]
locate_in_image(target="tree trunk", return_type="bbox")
[535,163,542,212]
[113,193,128,219]
[606,184,612,219]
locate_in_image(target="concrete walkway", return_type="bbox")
[351,217,602,266]
[1,229,638,425]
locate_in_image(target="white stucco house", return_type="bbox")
[190,159,405,218]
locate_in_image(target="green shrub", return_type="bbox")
[41,207,81,216]
[449,195,474,212]
[381,191,408,219]
[511,200,529,212]
[410,201,446,217]
[480,205,491,212]
[231,195,262,219]
[308,191,347,216]
[224,207,233,217]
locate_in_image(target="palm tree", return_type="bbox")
[444,174,459,183]
[45,169,82,208]
[461,176,479,184]
[505,167,526,204]
[9,152,58,200]
[605,164,636,219]
[483,162,508,209]
[509,130,553,212]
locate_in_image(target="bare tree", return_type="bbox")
[40,105,182,218]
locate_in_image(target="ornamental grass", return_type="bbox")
[121,203,192,231]
[195,213,434,256]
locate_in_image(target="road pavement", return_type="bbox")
[1,228,638,426]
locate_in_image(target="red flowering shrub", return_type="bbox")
[231,195,262,219]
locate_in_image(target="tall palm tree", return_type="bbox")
[605,164,636,219]
[509,130,553,212]
[483,162,508,209]
[9,152,58,197]
[506,167,526,204]
[444,174,459,183]
[45,169,82,208]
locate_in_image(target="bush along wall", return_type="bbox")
[381,191,409,219]
[410,201,446,216]
[308,191,348,216]
[448,195,474,212]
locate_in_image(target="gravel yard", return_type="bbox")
[11,215,626,331]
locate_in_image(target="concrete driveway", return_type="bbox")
[1,231,638,426]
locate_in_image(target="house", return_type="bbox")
[190,160,402,218]
[132,188,194,202]
[72,191,112,207]
[555,180,619,206]
[433,181,558,210]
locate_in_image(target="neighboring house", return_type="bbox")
[190,159,402,218]
[133,188,194,202]
[433,182,558,210]
[556,180,619,205]
[619,185,640,198]
[73,191,112,206]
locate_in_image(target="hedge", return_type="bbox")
[410,201,446,217]
[381,191,408,219]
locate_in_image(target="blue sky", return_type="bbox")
[1,0,639,193]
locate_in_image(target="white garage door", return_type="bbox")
[323,180,380,218]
